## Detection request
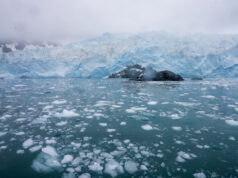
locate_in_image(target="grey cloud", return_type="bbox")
[0,0,238,42]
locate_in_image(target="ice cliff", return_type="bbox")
[1,32,238,79]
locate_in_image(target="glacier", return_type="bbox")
[0,32,238,79]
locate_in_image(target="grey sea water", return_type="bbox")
[0,78,238,178]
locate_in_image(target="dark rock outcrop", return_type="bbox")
[109,64,184,81]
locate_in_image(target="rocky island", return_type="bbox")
[109,64,184,81]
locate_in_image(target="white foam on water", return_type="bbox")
[193,172,206,178]
[225,120,238,126]
[124,161,139,174]
[104,159,124,177]
[52,100,67,104]
[55,110,79,118]
[61,155,73,164]
[172,126,182,131]
[23,138,34,149]
[141,124,153,131]
[88,162,103,172]
[147,101,157,105]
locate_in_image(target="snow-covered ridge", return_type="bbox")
[1,32,238,78]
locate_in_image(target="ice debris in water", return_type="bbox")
[147,101,157,105]
[124,161,139,174]
[141,124,153,131]
[171,126,182,131]
[0,132,7,137]
[22,138,34,149]
[104,159,124,177]
[61,155,73,164]
[225,120,238,126]
[176,151,197,163]
[52,99,67,104]
[55,109,79,117]
[193,172,206,178]
[42,146,58,156]
[32,146,61,173]
[88,162,103,172]
[78,173,91,178]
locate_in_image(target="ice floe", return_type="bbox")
[141,124,153,131]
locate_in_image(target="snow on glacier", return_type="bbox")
[1,32,238,78]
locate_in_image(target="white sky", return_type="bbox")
[0,0,238,42]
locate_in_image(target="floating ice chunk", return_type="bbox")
[42,146,58,156]
[61,155,73,164]
[124,161,139,174]
[126,107,147,113]
[23,138,34,149]
[202,95,215,99]
[94,100,111,107]
[140,165,148,171]
[193,172,206,178]
[15,118,26,122]
[176,151,195,163]
[52,100,67,104]
[55,110,79,118]
[16,149,24,154]
[174,101,199,107]
[88,162,103,172]
[56,121,68,126]
[120,122,127,126]
[107,129,116,132]
[62,172,76,178]
[229,136,236,141]
[15,132,25,136]
[31,152,61,173]
[171,126,182,131]
[0,132,7,137]
[32,115,48,124]
[170,114,181,120]
[99,123,107,127]
[104,159,124,177]
[225,120,238,126]
[72,157,82,166]
[30,145,42,153]
[78,173,91,178]
[147,101,157,105]
[141,124,153,131]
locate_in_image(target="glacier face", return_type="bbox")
[1,32,238,79]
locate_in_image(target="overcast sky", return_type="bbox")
[0,0,238,42]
